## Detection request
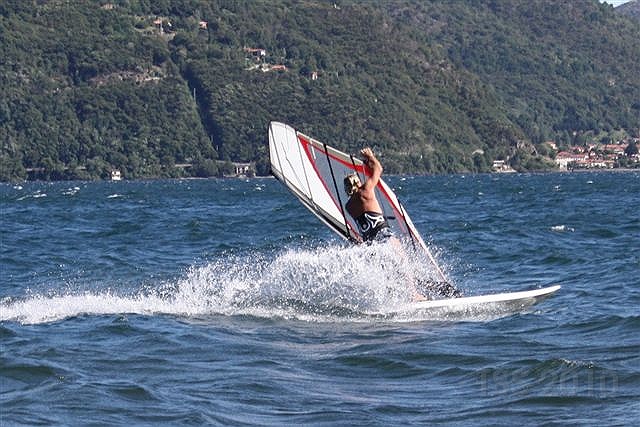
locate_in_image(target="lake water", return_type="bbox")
[1,172,639,425]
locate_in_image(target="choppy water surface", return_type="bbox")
[1,173,639,425]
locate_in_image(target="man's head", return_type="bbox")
[343,173,361,196]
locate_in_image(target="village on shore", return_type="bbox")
[492,137,640,173]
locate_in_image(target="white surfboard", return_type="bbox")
[400,285,561,319]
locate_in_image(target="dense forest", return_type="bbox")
[616,0,640,20]
[1,0,639,181]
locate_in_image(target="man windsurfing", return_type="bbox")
[343,148,394,243]
[343,147,460,299]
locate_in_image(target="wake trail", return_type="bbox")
[1,242,454,325]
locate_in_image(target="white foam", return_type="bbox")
[551,225,575,232]
[17,191,47,201]
[1,243,453,325]
[62,187,80,196]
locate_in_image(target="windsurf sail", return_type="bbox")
[268,121,447,282]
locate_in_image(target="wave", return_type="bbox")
[1,242,462,325]
[472,357,627,403]
[550,225,575,232]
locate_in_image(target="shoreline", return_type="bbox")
[554,167,639,174]
[3,167,638,184]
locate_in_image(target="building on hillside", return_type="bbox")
[153,18,163,33]
[603,144,628,155]
[217,161,255,177]
[555,151,587,170]
[233,162,252,176]
[256,63,287,72]
[152,18,174,36]
[583,159,614,169]
[244,47,266,60]
[491,160,516,173]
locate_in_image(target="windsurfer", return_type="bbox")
[343,148,428,300]
[343,148,393,242]
[343,147,460,300]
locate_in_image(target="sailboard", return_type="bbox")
[402,285,561,319]
[268,121,448,282]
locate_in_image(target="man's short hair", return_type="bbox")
[343,173,360,196]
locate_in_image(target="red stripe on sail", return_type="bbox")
[298,135,361,241]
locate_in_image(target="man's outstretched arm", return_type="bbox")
[361,147,382,191]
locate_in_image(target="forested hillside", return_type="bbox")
[1,0,639,181]
[616,0,640,20]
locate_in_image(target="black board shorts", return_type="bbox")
[355,211,393,243]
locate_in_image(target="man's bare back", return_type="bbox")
[344,148,383,219]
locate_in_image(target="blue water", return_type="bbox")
[1,173,639,425]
